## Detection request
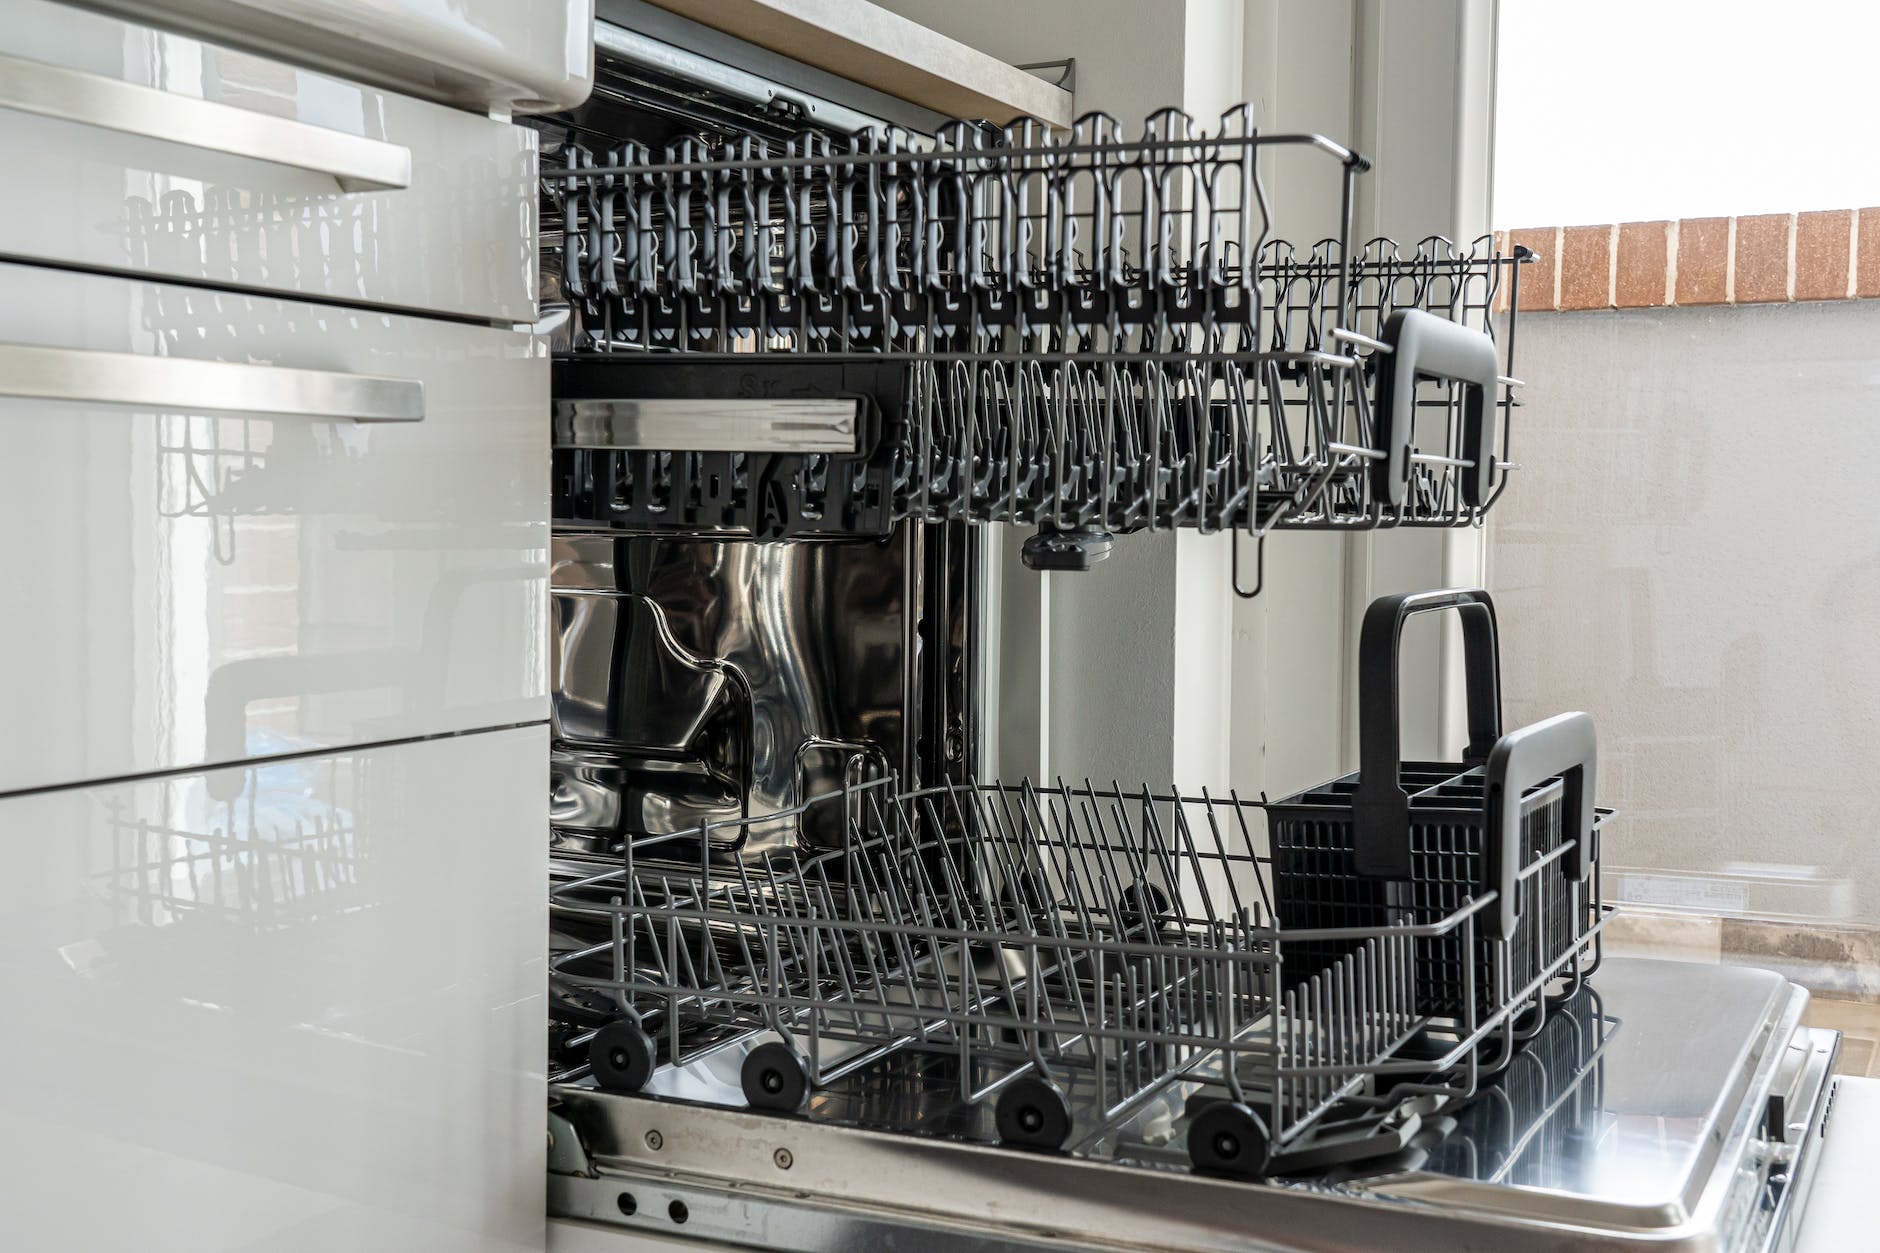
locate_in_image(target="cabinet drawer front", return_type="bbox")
[72,0,596,117]
[0,728,548,1252]
[0,261,548,795]
[0,0,536,323]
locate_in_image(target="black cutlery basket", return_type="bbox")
[1268,588,1598,1024]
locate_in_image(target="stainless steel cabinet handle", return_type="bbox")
[0,52,412,193]
[0,344,424,423]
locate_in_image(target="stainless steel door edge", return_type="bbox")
[550,1074,1826,1253]
[1366,964,1807,1243]
[545,959,1837,1253]
[549,1170,1157,1253]
[550,1086,1366,1253]
[1762,1028,1840,1253]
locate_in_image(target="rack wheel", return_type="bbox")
[1115,880,1174,939]
[999,868,1051,923]
[1188,1102,1271,1178]
[996,1076,1073,1151]
[588,1020,657,1093]
[742,1042,811,1113]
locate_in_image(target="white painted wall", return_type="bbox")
[1245,0,1502,795]
[881,0,1241,791]
[1342,0,1500,772]
[1245,0,1501,790]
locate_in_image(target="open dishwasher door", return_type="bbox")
[543,958,1841,1253]
[525,3,1844,1252]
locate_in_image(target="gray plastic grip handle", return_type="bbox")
[1482,711,1598,942]
[1372,309,1502,508]
[1353,588,1503,879]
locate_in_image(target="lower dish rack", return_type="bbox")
[550,764,1606,1177]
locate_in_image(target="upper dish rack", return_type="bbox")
[552,107,1350,347]
[545,108,1529,576]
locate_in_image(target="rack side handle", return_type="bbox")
[1484,711,1598,941]
[1372,309,1502,508]
[0,52,411,193]
[0,344,425,423]
[1353,587,1504,878]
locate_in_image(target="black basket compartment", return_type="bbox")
[1270,762,1580,1021]
[1267,587,1601,1034]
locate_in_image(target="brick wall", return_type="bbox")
[1495,210,1880,312]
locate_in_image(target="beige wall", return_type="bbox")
[1488,300,1878,923]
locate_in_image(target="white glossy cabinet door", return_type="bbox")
[0,726,548,1253]
[74,0,596,116]
[0,0,539,323]
[0,260,548,797]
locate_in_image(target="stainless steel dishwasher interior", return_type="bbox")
[530,30,978,1098]
[524,19,1838,1253]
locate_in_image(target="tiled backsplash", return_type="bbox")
[1496,209,1880,312]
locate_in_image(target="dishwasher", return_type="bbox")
[527,15,1841,1253]
[0,1,1844,1250]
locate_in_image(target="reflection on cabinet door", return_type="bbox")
[0,726,548,1253]
[0,260,548,796]
[0,0,540,322]
[71,0,596,118]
